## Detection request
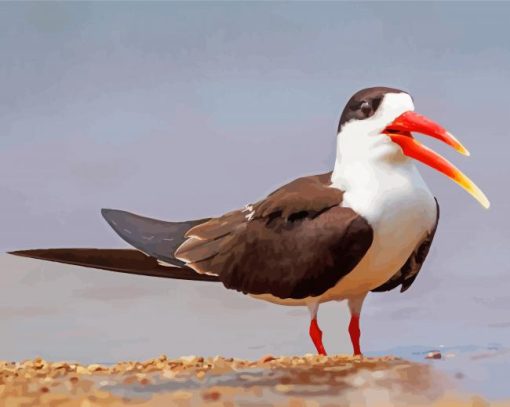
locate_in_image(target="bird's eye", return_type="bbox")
[360,101,371,115]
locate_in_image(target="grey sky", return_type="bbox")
[1,1,510,372]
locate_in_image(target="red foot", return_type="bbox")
[349,315,362,356]
[309,318,327,356]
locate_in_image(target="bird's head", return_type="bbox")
[336,87,489,209]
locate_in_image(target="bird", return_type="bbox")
[10,86,489,356]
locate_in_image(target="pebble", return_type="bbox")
[76,366,91,375]
[259,354,276,363]
[425,351,442,360]
[87,364,105,372]
[180,355,204,364]
[202,389,221,401]
[275,383,293,393]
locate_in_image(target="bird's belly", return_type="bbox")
[248,293,308,306]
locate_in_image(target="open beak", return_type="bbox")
[384,111,490,209]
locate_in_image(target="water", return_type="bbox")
[1,253,509,401]
[368,344,510,401]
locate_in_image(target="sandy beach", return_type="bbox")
[1,354,506,406]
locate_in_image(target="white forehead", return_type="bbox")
[377,92,415,120]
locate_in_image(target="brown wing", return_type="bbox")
[371,199,440,293]
[174,172,374,299]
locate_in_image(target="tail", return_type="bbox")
[9,248,219,281]
[8,209,219,282]
[100,208,209,267]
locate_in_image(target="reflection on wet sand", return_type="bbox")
[0,354,504,406]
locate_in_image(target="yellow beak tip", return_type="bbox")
[477,195,491,209]
[455,144,470,156]
[446,132,471,156]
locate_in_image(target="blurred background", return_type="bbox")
[0,1,509,398]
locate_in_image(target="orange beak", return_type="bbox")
[385,111,490,209]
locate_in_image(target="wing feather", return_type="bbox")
[175,173,373,299]
[185,210,246,240]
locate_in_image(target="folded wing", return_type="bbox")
[175,173,374,299]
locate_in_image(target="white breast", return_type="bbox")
[323,157,437,301]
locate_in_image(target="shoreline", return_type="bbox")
[0,354,503,406]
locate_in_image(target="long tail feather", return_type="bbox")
[8,248,219,282]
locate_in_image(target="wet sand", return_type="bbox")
[0,354,504,406]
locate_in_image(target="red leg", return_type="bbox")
[348,315,362,356]
[309,318,327,356]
